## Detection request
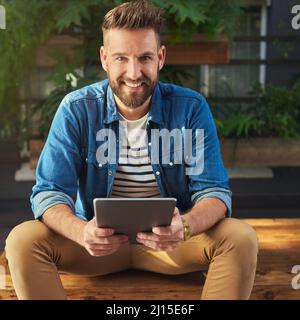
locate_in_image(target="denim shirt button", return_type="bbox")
[155,171,160,176]
[108,170,112,176]
[98,163,103,168]
[169,162,173,166]
[148,142,151,146]
[85,158,88,162]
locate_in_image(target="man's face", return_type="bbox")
[100,28,166,109]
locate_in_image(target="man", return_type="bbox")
[5,0,258,300]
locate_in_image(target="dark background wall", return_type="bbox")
[0,140,33,250]
[266,0,300,86]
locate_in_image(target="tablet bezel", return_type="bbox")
[93,197,177,243]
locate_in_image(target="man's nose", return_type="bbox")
[126,60,142,80]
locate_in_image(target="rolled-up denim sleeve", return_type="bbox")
[31,190,76,220]
[191,188,232,217]
[30,95,83,220]
[187,95,232,217]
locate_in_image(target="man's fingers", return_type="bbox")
[86,234,128,245]
[87,242,126,251]
[88,248,118,257]
[88,244,117,251]
[86,238,129,257]
[137,231,182,242]
[136,238,181,251]
[91,227,115,237]
[151,208,182,236]
[152,224,181,236]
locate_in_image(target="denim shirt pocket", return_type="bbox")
[85,149,109,170]
[159,146,191,204]
[82,149,109,200]
[160,146,185,168]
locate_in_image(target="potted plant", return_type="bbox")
[216,80,300,167]
[1,0,243,172]
[27,68,104,169]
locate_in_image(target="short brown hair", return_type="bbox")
[102,0,165,46]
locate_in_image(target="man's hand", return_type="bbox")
[136,207,184,251]
[82,218,129,257]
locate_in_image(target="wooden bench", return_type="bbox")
[0,253,205,300]
[1,219,300,300]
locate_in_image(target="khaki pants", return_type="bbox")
[5,218,258,300]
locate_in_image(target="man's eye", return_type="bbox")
[141,56,152,61]
[116,57,126,61]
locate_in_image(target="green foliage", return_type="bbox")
[32,70,102,140]
[0,0,242,141]
[152,0,242,42]
[250,81,300,138]
[159,66,193,86]
[0,0,60,138]
[0,0,114,139]
[218,113,264,138]
[216,80,300,139]
[56,3,91,32]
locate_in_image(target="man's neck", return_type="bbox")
[114,95,151,121]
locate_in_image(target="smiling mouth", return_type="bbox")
[123,81,144,88]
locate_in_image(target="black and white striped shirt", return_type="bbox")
[111,112,161,198]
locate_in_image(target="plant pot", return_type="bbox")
[164,35,229,65]
[220,138,300,167]
[28,139,44,170]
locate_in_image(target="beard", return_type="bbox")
[108,69,159,109]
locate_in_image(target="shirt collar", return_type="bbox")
[104,84,119,124]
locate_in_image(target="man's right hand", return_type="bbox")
[81,218,129,257]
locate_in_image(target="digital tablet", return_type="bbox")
[93,198,177,243]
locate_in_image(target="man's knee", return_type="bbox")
[215,218,258,258]
[5,220,52,262]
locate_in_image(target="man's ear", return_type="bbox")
[158,45,166,71]
[99,46,108,72]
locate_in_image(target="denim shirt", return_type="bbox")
[31,79,232,221]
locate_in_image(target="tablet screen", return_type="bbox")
[93,198,177,243]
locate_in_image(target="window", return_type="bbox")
[206,7,263,117]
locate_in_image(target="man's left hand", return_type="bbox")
[136,207,184,251]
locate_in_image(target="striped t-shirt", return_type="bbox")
[111,112,161,198]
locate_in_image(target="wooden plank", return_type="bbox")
[61,270,204,300]
[35,34,230,68]
[251,286,300,300]
[221,138,300,167]
[1,269,203,300]
[35,35,83,68]
[1,218,300,300]
[165,41,229,65]
[245,219,300,246]
[242,0,268,6]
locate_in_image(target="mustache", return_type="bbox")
[117,77,151,86]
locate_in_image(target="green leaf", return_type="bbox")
[56,3,91,32]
